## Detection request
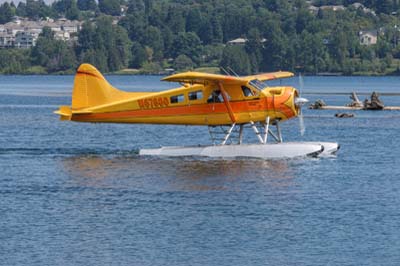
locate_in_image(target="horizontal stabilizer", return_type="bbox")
[54,106,72,120]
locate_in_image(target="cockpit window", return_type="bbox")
[241,86,254,97]
[249,79,267,91]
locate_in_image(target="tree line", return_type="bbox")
[1,0,400,75]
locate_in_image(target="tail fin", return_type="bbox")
[71,64,128,110]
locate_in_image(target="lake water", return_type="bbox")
[1,75,400,265]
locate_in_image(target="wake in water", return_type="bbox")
[0,90,70,97]
[0,147,140,157]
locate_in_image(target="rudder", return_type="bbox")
[72,64,128,110]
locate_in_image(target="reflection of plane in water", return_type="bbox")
[55,64,338,159]
[62,155,293,191]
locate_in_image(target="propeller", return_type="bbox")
[295,73,308,136]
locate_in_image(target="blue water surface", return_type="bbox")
[1,75,400,266]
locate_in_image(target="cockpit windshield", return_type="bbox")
[249,79,268,91]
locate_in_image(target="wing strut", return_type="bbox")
[217,82,236,123]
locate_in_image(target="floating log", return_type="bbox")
[348,92,363,108]
[335,113,355,118]
[312,106,400,110]
[309,91,399,110]
[363,91,384,110]
[304,92,400,96]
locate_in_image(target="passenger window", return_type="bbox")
[188,90,203,101]
[170,94,184,104]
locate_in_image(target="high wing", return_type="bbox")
[242,71,294,82]
[162,71,294,85]
[162,72,244,85]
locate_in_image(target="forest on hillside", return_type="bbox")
[1,0,400,74]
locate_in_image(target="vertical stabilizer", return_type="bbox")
[71,64,128,110]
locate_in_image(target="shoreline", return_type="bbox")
[1,71,400,77]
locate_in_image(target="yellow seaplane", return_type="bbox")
[55,64,339,159]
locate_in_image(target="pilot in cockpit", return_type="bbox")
[207,90,223,103]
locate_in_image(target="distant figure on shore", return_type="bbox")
[309,99,327,109]
[364,91,384,110]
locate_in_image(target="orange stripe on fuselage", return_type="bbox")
[72,87,296,122]
[73,102,243,121]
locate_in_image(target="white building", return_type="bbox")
[227,38,248,46]
[227,38,267,46]
[359,30,378,45]
[0,32,14,48]
[15,31,37,48]
[0,18,82,47]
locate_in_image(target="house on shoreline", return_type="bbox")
[359,30,378,46]
[0,16,82,49]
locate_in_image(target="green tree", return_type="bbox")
[143,26,164,61]
[245,28,264,73]
[126,0,145,14]
[66,0,80,20]
[162,27,174,58]
[0,49,30,74]
[0,3,14,24]
[129,42,147,68]
[186,8,202,33]
[118,14,146,43]
[111,25,132,69]
[52,0,80,19]
[25,0,53,20]
[330,30,350,67]
[199,16,223,45]
[376,0,394,14]
[171,32,202,64]
[31,27,77,72]
[98,0,120,16]
[263,27,290,71]
[174,54,194,71]
[297,31,328,73]
[77,0,97,11]
[16,2,27,17]
[220,45,251,75]
[77,16,131,72]
[166,5,186,33]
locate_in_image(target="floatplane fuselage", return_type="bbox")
[55,64,339,159]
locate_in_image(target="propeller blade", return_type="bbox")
[299,110,305,136]
[299,73,304,92]
[297,74,306,136]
